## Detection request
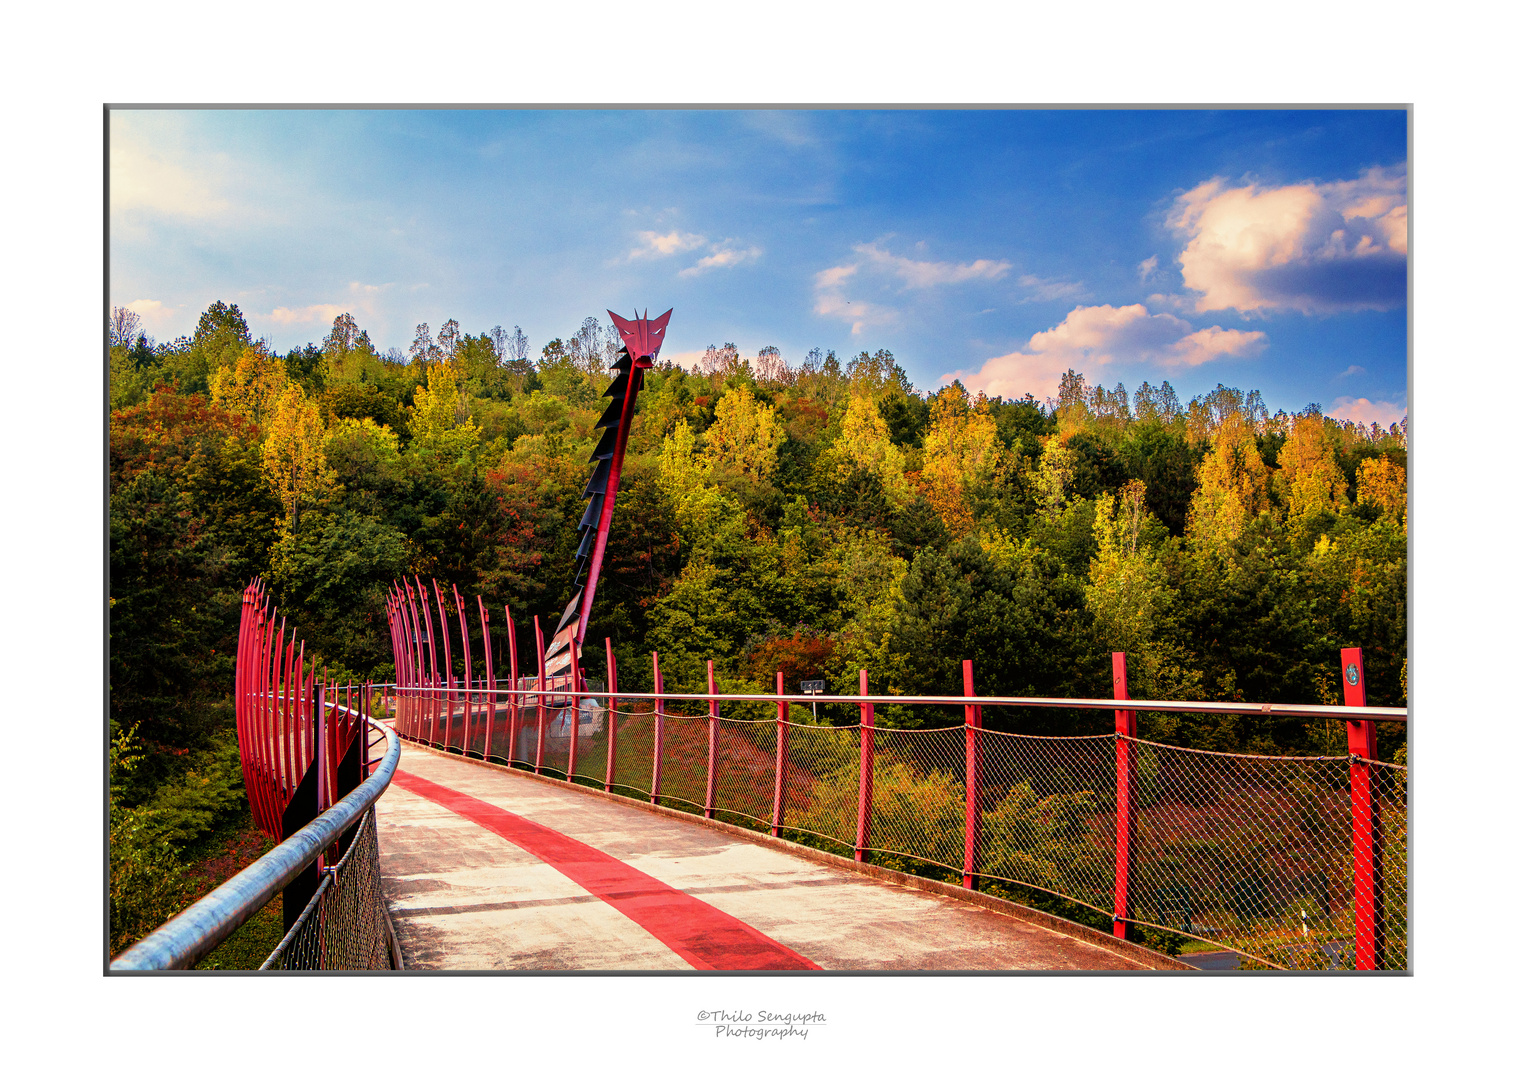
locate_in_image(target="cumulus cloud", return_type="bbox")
[628,230,707,260]
[942,303,1268,401]
[1138,255,1159,282]
[1167,166,1407,314]
[678,243,762,277]
[1329,397,1406,429]
[1338,364,1368,378]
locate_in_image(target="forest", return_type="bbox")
[107,301,1407,952]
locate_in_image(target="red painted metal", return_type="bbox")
[506,609,519,764]
[432,581,455,751]
[651,651,665,806]
[600,643,614,785]
[704,660,720,819]
[415,579,439,746]
[534,616,547,774]
[1342,647,1383,970]
[962,659,980,890]
[1112,651,1136,939]
[479,597,496,759]
[572,308,672,651]
[855,668,875,863]
[453,585,473,756]
[771,671,788,837]
[567,636,582,780]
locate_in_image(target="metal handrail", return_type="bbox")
[110,719,401,972]
[390,683,1407,724]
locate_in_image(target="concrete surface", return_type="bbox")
[376,741,1158,971]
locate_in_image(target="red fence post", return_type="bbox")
[432,580,455,750]
[704,660,720,819]
[454,585,473,756]
[604,639,618,792]
[651,652,665,806]
[771,671,788,837]
[479,597,496,761]
[506,609,519,765]
[567,638,582,781]
[1342,646,1383,970]
[1112,651,1136,940]
[534,616,547,774]
[855,669,875,863]
[962,659,980,890]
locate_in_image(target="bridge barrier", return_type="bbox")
[386,581,1407,971]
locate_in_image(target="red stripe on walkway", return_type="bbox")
[391,769,820,971]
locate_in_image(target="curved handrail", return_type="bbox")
[110,719,401,972]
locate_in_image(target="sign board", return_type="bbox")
[799,680,826,695]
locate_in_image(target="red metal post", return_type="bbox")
[1112,651,1136,940]
[962,659,981,890]
[855,668,875,863]
[416,579,439,746]
[771,671,788,837]
[453,584,473,756]
[704,660,720,819]
[506,609,519,765]
[651,652,665,806]
[604,639,618,792]
[1342,647,1383,970]
[567,638,582,781]
[433,581,455,751]
[534,615,547,774]
[479,597,496,761]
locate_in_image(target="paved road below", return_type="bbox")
[376,742,1158,971]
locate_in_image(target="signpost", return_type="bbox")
[800,679,825,722]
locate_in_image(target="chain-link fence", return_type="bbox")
[262,809,394,970]
[389,670,1408,971]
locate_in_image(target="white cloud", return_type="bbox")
[855,242,1011,288]
[679,243,762,277]
[1138,255,1159,282]
[1018,273,1088,302]
[110,126,231,220]
[267,303,349,326]
[1338,364,1368,378]
[628,230,707,260]
[1167,166,1407,314]
[942,303,1268,401]
[123,298,177,333]
[1329,397,1406,428]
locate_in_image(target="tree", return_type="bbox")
[1276,411,1347,524]
[410,323,439,366]
[409,359,481,461]
[831,395,912,508]
[209,344,288,428]
[705,385,785,483]
[262,383,330,533]
[919,384,1003,537]
[1187,412,1269,553]
[1356,456,1407,522]
[754,345,792,385]
[436,318,460,361]
[111,306,143,348]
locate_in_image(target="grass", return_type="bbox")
[176,807,286,970]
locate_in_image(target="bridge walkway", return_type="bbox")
[375,741,1170,971]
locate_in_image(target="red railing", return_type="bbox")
[383,577,1407,971]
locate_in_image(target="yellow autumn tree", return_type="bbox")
[1032,435,1077,521]
[704,385,786,483]
[1356,456,1407,523]
[209,344,288,428]
[1276,411,1347,522]
[832,395,912,507]
[262,383,330,533]
[1086,481,1171,653]
[1187,412,1269,552]
[410,359,480,460]
[919,384,1003,537]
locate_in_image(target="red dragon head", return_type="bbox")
[607,308,673,367]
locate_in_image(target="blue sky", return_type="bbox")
[110,108,1407,424]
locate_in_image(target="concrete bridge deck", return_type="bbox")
[375,742,1179,971]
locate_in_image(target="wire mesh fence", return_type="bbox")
[262,808,394,971]
[388,677,1408,971]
